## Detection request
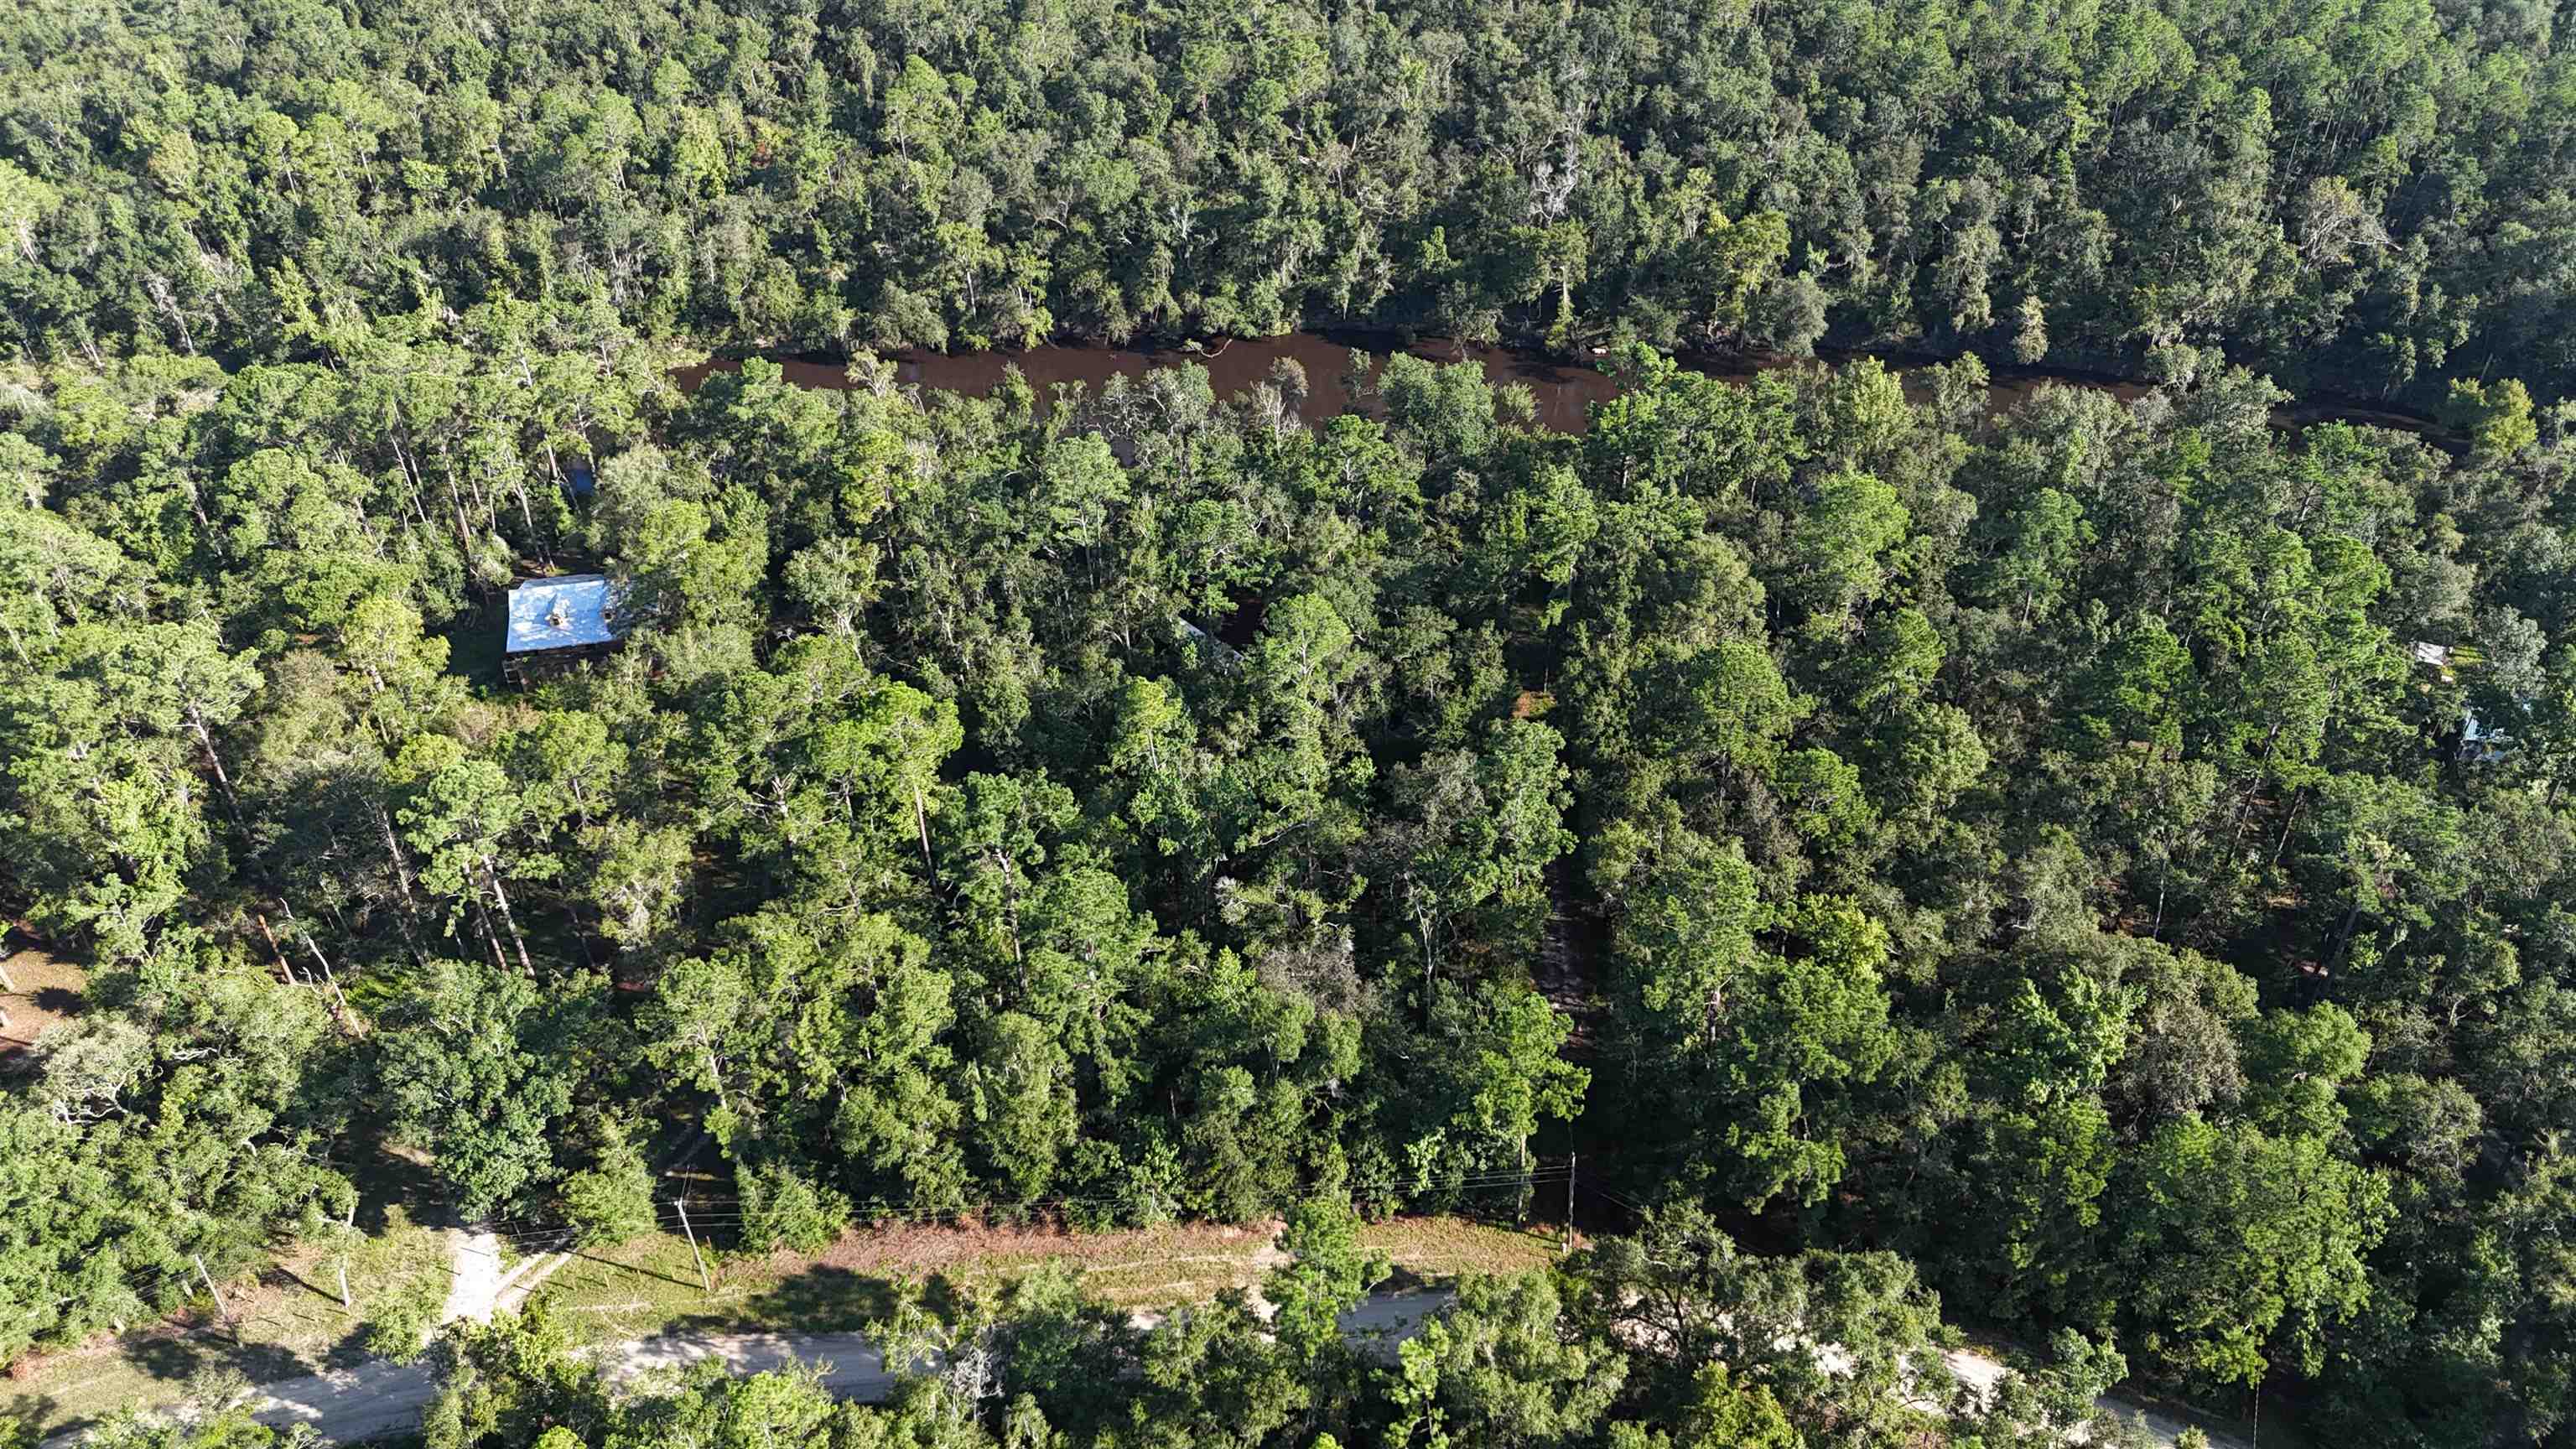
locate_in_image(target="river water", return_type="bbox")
[674,333,2428,440]
[673,334,1629,430]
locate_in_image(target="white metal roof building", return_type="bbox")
[505,574,623,655]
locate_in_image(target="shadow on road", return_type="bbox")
[321,1320,385,1372]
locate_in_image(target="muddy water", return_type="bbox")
[677,334,1631,431]
[673,334,2419,439]
[923,333,1633,433]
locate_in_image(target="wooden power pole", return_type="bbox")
[193,1254,236,1336]
[1564,1154,1577,1254]
[338,1204,357,1308]
[675,1196,712,1291]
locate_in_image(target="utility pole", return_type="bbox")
[338,1202,356,1308]
[1564,1154,1577,1254]
[193,1254,236,1335]
[675,1196,711,1291]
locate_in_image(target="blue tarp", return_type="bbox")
[506,574,622,653]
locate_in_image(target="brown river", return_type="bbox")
[674,333,2436,440]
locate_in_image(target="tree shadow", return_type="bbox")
[1375,1262,1438,1295]
[323,1321,385,1372]
[3,1392,69,1442]
[434,595,509,693]
[673,1265,904,1335]
[122,1330,313,1387]
[331,1136,442,1235]
[572,1249,694,1291]
[266,1264,341,1307]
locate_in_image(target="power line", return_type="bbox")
[648,1162,1575,1241]
[1579,1180,1654,1219]
[490,1223,583,1246]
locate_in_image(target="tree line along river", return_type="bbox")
[673,330,2448,443]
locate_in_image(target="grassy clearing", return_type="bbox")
[3,1213,1555,1438]
[5,1213,450,1440]
[234,1210,454,1362]
[529,1213,1564,1347]
[1363,1215,1564,1283]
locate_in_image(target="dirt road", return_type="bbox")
[236,1290,1455,1445]
[1945,1349,2249,1449]
[50,1291,2236,1449]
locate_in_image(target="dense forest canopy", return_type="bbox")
[9,312,2576,1446]
[10,0,2576,400]
[11,1,2576,1448]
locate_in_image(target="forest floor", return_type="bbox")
[0,941,84,1068]
[4,1215,1556,1442]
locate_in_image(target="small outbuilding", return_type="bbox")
[2461,708,2514,764]
[505,574,625,682]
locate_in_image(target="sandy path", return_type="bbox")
[1946,1348,2249,1448]
[436,1230,503,1327]
[494,1251,575,1314]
